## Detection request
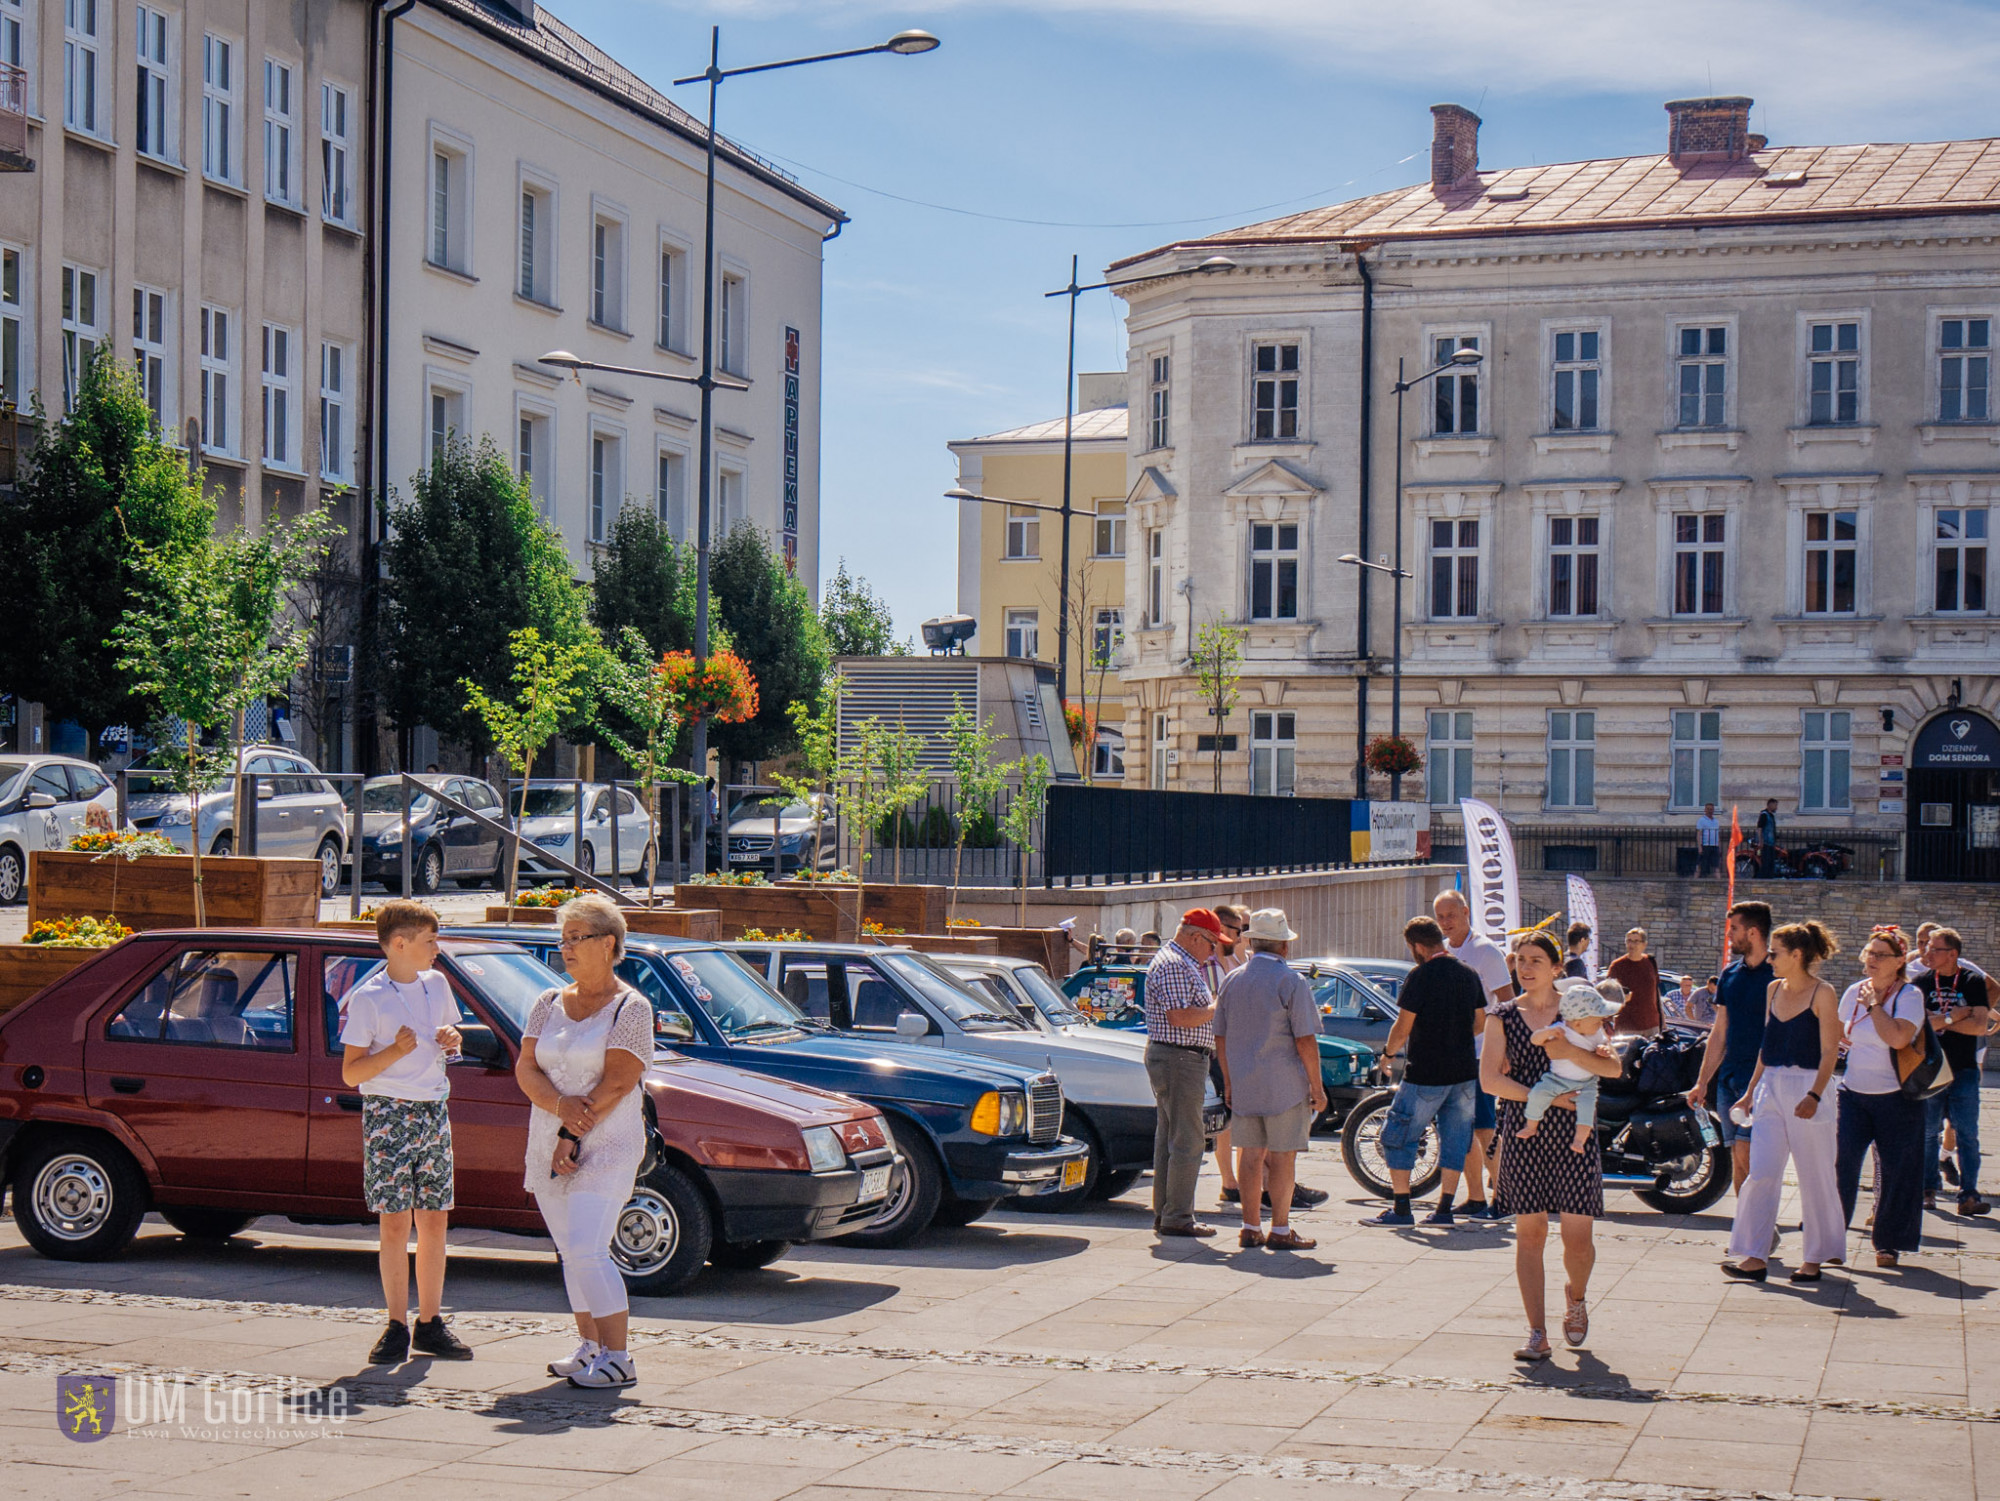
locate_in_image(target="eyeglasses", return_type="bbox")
[558,932,613,951]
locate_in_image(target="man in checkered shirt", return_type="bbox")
[1145,909,1227,1237]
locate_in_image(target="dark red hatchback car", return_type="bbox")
[0,931,897,1294]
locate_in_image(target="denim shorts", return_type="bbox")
[1472,1086,1497,1134]
[1715,1061,1757,1147]
[1380,1080,1478,1174]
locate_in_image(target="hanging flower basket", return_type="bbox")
[658,648,760,726]
[1366,735,1423,779]
[1063,700,1094,752]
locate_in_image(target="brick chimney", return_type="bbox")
[1430,104,1480,190]
[1665,97,1755,163]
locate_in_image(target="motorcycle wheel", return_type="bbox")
[1340,1088,1441,1200]
[1803,855,1833,880]
[1635,1142,1732,1215]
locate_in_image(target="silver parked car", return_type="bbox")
[513,781,654,882]
[0,755,122,904]
[126,745,349,896]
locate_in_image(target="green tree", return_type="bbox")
[942,699,1005,924]
[1193,620,1248,794]
[111,508,339,926]
[819,559,909,657]
[709,523,829,765]
[379,435,592,758]
[591,505,694,657]
[0,353,213,751]
[591,626,704,903]
[772,673,841,874]
[872,721,930,885]
[1001,755,1053,927]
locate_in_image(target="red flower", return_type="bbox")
[658,648,760,725]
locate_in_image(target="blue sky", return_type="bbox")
[541,0,2000,640]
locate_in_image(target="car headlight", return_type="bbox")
[969,1089,1027,1137]
[160,808,192,827]
[801,1125,846,1173]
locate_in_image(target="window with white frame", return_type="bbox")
[1147,353,1170,449]
[1250,711,1295,797]
[319,342,348,481]
[590,214,624,329]
[263,59,297,205]
[1004,504,1039,560]
[515,405,551,514]
[1091,607,1123,669]
[1428,517,1479,618]
[1807,319,1860,425]
[135,7,173,161]
[1801,710,1851,812]
[1669,710,1720,810]
[1547,710,1595,809]
[59,264,100,411]
[199,305,233,454]
[1546,515,1600,617]
[589,428,624,542]
[0,246,23,409]
[429,138,470,273]
[655,446,686,537]
[1672,513,1726,615]
[1249,521,1299,620]
[1151,711,1170,786]
[1935,507,1988,613]
[202,35,238,183]
[658,241,685,351]
[1550,328,1601,430]
[515,181,552,302]
[720,272,745,374]
[1427,710,1473,806]
[1676,325,1727,428]
[1432,334,1480,433]
[717,464,742,535]
[132,286,168,425]
[1093,500,1125,558]
[1,0,25,81]
[64,0,101,136]
[321,83,354,225]
[260,325,295,467]
[1092,727,1125,781]
[1004,608,1038,659]
[1803,509,1858,614]
[1251,341,1299,440]
[1148,529,1164,625]
[1939,318,1991,423]
[427,383,462,465]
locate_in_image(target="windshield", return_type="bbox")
[126,772,184,797]
[518,787,579,818]
[447,950,564,1039]
[1009,964,1092,1025]
[878,951,1030,1031]
[733,798,810,822]
[0,759,27,804]
[655,948,809,1039]
[362,782,436,814]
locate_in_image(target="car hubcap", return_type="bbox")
[875,1159,913,1224]
[0,854,20,902]
[33,1155,115,1241]
[423,850,441,888]
[322,845,342,894]
[610,1187,680,1276]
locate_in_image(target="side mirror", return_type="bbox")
[593,807,609,822]
[894,1011,931,1041]
[655,1010,695,1043]
[26,792,55,810]
[456,1023,506,1066]
[256,781,277,801]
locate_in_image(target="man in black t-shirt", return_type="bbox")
[1362,916,1486,1227]
[1915,928,1991,1216]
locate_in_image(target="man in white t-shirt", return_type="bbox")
[339,900,471,1366]
[1433,889,1516,1220]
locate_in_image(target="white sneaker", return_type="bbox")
[566,1350,636,1389]
[547,1339,599,1378]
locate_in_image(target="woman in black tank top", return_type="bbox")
[1723,921,1845,1282]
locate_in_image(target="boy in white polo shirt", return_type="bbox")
[340,899,473,1364]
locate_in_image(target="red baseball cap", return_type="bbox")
[1181,908,1225,937]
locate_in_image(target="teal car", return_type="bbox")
[1061,959,1382,1129]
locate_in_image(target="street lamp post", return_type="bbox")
[1341,344,1482,800]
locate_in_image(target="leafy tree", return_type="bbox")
[0,353,213,752]
[772,673,841,873]
[709,523,829,765]
[942,699,1005,924]
[872,721,930,885]
[1001,755,1053,927]
[591,506,694,657]
[819,559,909,657]
[591,626,706,903]
[1193,620,1247,794]
[379,435,592,758]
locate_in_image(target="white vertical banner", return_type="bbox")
[1459,797,1520,941]
[1566,873,1600,980]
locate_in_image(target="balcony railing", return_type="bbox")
[1429,813,1902,883]
[0,63,30,171]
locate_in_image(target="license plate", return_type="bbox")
[1061,1158,1087,1190]
[859,1165,891,1201]
[1696,1114,1720,1148]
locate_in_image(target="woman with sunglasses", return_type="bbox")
[1835,926,1927,1268]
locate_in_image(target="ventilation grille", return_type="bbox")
[836,660,980,770]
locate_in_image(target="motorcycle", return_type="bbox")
[1735,841,1853,880]
[1340,1025,1731,1215]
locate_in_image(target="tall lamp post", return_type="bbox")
[1339,344,1482,800]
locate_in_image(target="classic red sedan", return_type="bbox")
[0,930,898,1294]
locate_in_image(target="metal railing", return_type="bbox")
[1428,815,1903,883]
[0,62,28,170]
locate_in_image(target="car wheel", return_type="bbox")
[706,1238,790,1271]
[929,1195,998,1228]
[12,1132,149,1261]
[1009,1111,1099,1214]
[412,843,445,896]
[0,844,24,905]
[610,1161,712,1296]
[577,841,596,878]
[1340,1088,1442,1200]
[159,1206,257,1241]
[210,833,234,857]
[317,837,344,898]
[1092,1168,1143,1202]
[834,1118,942,1248]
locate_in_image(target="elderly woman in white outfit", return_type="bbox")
[515,896,655,1388]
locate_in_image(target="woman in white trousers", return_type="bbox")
[1723,921,1845,1283]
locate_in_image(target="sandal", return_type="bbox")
[1876,1250,1900,1269]
[1514,1328,1552,1362]
[1562,1285,1589,1347]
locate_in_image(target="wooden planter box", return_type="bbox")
[674,882,860,941]
[28,851,320,931]
[883,932,1001,956]
[825,881,947,935]
[483,906,721,940]
[0,943,103,1013]
[317,918,379,932]
[961,926,1072,977]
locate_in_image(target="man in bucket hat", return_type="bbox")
[1214,908,1326,1250]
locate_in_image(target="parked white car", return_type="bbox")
[125,746,349,896]
[0,755,121,904]
[941,954,1107,1037]
[513,781,654,882]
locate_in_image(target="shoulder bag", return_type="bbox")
[1892,985,1954,1101]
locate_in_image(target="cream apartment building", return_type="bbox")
[951,372,1130,778]
[1110,98,2000,878]
[385,0,840,579]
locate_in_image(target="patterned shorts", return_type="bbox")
[360,1097,455,1214]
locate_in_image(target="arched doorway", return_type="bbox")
[1907,710,2000,882]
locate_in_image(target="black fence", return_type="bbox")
[1041,784,1385,887]
[1429,817,1903,883]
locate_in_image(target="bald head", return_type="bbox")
[1432,889,1470,945]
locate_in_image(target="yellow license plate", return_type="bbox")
[1061,1159,1087,1190]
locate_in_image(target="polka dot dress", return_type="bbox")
[1495,1004,1605,1218]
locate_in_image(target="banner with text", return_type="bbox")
[1460,797,1520,941]
[1566,873,1600,979]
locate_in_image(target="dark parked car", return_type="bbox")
[453,927,1087,1242]
[723,794,838,875]
[0,931,897,1294]
[355,774,510,893]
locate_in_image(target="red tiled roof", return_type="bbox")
[1114,139,2000,267]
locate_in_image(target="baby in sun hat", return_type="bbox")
[1515,980,1624,1153]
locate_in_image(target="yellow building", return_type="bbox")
[951,374,1130,779]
